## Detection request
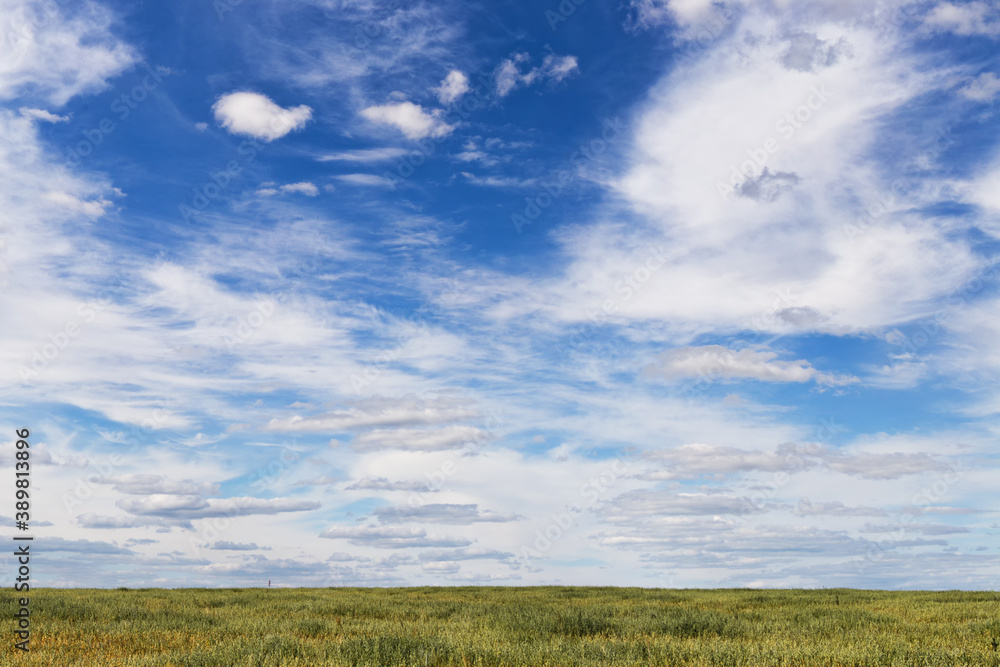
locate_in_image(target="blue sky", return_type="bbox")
[2,0,1000,589]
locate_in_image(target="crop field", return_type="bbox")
[2,587,999,666]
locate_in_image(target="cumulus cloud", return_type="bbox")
[435,70,470,105]
[648,345,858,386]
[360,101,453,139]
[212,92,312,141]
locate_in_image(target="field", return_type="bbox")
[3,587,999,666]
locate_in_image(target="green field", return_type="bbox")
[3,587,999,666]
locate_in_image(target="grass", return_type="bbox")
[3,587,999,666]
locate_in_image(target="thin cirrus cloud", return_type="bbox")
[212,91,312,141]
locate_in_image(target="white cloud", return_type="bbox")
[333,173,397,187]
[95,474,220,496]
[352,425,489,452]
[360,100,453,139]
[319,524,473,549]
[494,53,579,97]
[459,172,537,188]
[959,72,1000,101]
[255,182,319,197]
[19,107,68,122]
[0,0,135,105]
[629,0,725,29]
[266,396,479,432]
[372,503,523,524]
[495,59,521,97]
[116,495,320,519]
[435,70,470,105]
[212,91,313,142]
[925,1,1000,36]
[649,345,858,386]
[317,147,408,163]
[42,191,113,217]
[539,54,579,80]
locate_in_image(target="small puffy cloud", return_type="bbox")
[539,54,579,80]
[495,59,521,97]
[372,503,523,524]
[319,524,473,549]
[960,72,1000,101]
[494,53,579,97]
[360,101,453,139]
[648,345,858,386]
[212,92,312,142]
[435,70,470,105]
[255,182,319,197]
[194,122,208,131]
[925,1,1000,36]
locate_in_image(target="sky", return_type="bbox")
[1,0,999,590]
